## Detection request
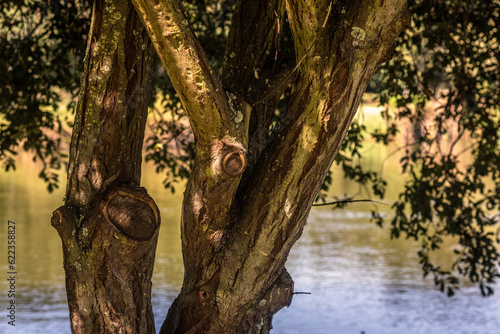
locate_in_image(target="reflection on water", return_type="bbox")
[1,155,499,334]
[273,208,500,334]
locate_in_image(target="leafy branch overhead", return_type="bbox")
[0,0,91,190]
[373,0,500,296]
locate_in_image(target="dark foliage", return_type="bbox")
[0,0,91,191]
[366,0,499,295]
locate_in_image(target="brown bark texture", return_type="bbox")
[129,0,412,333]
[51,1,159,333]
[53,0,411,332]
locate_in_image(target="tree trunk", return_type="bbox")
[53,0,410,332]
[51,1,158,332]
[130,0,411,333]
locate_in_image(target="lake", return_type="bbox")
[1,151,499,334]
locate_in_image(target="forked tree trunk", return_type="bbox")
[130,0,411,333]
[51,1,158,332]
[54,0,410,333]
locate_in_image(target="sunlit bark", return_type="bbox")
[131,0,410,333]
[51,1,159,332]
[54,0,410,332]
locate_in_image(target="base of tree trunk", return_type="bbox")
[52,185,160,333]
[160,268,293,334]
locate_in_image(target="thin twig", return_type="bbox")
[312,199,387,207]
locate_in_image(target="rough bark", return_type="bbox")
[51,1,159,332]
[52,0,410,332]
[128,0,411,333]
[220,0,292,177]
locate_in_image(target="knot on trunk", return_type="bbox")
[51,205,78,244]
[222,151,246,176]
[102,186,160,240]
[51,205,77,228]
[198,289,211,303]
[211,137,247,178]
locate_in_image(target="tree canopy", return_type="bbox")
[1,0,499,311]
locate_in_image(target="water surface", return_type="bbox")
[1,155,499,334]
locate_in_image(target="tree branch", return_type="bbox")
[215,0,411,320]
[312,199,387,207]
[57,2,160,332]
[220,0,287,104]
[131,0,239,148]
[66,0,157,209]
[220,0,291,173]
